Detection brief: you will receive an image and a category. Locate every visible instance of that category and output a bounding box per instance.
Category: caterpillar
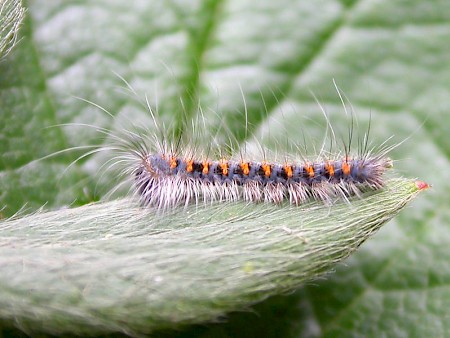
[135,152,393,209]
[93,90,397,211]
[56,76,408,212]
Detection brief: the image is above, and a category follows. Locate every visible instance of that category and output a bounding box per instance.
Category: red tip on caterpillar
[415,180,430,191]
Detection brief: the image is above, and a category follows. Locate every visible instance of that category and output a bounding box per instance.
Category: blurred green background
[0,0,449,336]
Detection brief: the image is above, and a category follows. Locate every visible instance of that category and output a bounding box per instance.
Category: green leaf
[0,1,447,337]
[0,179,427,336]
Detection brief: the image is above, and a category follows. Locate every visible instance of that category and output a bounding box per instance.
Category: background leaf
[0,0,448,337]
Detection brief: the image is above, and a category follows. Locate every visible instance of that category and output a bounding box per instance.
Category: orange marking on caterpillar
[240,162,250,175]
[169,157,177,169]
[342,161,351,176]
[262,162,272,177]
[186,160,194,173]
[305,163,315,178]
[284,164,293,178]
[219,159,229,176]
[325,161,335,177]
[202,161,210,175]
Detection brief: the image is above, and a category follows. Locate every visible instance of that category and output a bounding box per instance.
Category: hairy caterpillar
[134,152,392,209]
[78,81,405,211]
